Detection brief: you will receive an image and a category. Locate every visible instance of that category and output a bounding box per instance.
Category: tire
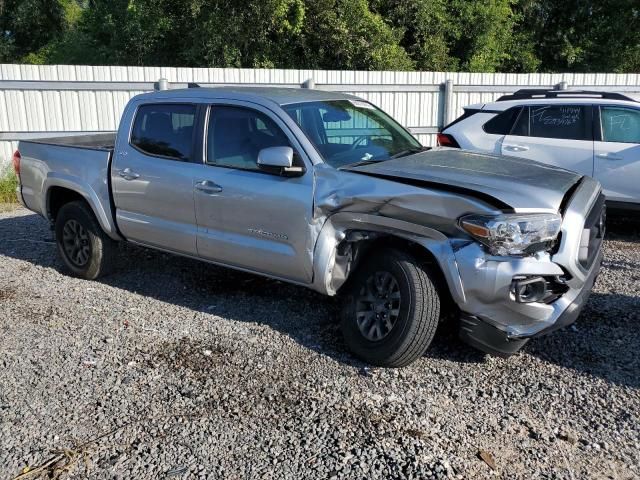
[340,248,441,367]
[54,200,116,280]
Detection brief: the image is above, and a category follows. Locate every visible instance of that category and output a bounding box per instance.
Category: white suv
[439,89,640,211]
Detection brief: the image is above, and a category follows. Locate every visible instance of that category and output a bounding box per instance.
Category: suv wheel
[341,249,441,367]
[55,201,116,280]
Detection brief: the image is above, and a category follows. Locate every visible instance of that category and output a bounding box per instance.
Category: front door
[594,105,640,206]
[501,104,594,176]
[112,102,201,255]
[194,103,315,283]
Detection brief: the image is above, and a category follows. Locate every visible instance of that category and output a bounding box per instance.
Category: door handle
[504,144,530,152]
[195,180,223,194]
[118,167,140,180]
[596,153,622,161]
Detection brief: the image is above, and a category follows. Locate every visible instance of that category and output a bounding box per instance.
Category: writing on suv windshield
[283,100,422,168]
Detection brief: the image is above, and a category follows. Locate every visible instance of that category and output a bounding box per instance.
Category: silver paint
[16,87,603,346]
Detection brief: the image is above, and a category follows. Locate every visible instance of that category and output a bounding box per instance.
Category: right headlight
[458,213,562,256]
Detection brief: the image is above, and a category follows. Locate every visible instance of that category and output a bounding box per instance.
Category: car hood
[344,148,581,212]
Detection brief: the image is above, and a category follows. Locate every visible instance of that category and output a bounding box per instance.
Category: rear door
[594,105,640,205]
[193,102,315,283]
[501,104,594,176]
[112,102,202,255]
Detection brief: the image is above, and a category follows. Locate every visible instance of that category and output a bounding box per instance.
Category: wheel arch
[44,178,121,240]
[311,212,466,307]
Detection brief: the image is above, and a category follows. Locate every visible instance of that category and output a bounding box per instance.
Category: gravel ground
[0,206,639,479]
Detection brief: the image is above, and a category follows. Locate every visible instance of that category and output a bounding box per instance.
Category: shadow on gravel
[606,213,640,242]
[525,292,640,389]
[1,212,638,385]
[0,213,357,366]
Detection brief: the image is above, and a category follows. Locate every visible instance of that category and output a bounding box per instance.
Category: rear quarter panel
[17,140,119,238]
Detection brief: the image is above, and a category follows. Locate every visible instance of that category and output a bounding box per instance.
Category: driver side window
[206,106,291,171]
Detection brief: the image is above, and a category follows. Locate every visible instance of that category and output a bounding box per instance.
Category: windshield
[283,99,423,168]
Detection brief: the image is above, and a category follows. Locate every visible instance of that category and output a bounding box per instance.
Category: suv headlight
[459,213,562,256]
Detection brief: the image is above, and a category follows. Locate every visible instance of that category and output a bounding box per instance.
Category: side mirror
[257,146,305,177]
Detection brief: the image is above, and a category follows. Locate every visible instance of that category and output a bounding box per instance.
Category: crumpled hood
[344,148,582,212]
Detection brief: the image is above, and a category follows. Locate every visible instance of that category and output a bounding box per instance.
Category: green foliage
[0,0,637,73]
[0,0,65,62]
[293,0,412,70]
[514,0,640,72]
[373,0,539,72]
[0,170,18,204]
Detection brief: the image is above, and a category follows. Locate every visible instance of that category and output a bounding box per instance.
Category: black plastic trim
[497,89,637,102]
[459,314,529,357]
[105,150,125,239]
[606,200,640,213]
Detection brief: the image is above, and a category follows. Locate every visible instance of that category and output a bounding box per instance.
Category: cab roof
[134,86,362,107]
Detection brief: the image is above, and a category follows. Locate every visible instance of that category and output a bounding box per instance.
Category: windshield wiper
[391,146,429,159]
[339,158,386,169]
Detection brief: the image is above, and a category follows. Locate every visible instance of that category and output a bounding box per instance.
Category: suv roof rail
[496,89,637,102]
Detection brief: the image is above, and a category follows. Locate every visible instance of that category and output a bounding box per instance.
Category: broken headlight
[459,213,562,256]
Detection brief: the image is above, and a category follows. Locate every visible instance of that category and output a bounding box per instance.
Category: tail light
[12,150,21,177]
[436,133,460,148]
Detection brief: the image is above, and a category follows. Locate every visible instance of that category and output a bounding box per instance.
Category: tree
[46,0,412,70]
[514,0,640,72]
[1,0,638,73]
[374,0,539,72]
[296,0,414,70]
[0,0,65,62]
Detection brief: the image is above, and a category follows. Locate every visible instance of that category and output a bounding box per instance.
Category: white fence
[2,63,640,170]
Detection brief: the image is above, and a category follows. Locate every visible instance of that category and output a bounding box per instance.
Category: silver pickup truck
[14,87,605,367]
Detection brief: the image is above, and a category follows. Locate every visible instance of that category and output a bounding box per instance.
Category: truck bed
[24,132,116,151]
[17,133,118,238]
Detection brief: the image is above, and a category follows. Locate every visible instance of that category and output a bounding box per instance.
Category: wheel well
[342,233,457,317]
[48,187,85,222]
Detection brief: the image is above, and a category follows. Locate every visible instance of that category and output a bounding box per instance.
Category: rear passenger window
[511,105,591,140]
[207,106,291,171]
[131,104,196,160]
[511,107,529,136]
[601,107,640,143]
[483,107,521,135]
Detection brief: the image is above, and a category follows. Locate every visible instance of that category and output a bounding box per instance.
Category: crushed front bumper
[458,246,602,356]
[452,177,605,356]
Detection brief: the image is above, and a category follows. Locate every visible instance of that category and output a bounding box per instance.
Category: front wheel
[340,248,441,367]
[55,201,116,280]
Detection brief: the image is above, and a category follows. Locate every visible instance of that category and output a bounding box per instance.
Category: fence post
[442,79,455,128]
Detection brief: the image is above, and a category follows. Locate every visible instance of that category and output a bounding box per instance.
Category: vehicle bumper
[451,177,605,356]
[458,247,602,356]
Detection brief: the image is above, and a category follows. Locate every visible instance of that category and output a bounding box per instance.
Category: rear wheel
[341,248,440,367]
[55,201,116,279]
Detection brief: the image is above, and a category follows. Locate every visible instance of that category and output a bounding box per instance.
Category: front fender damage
[309,165,498,297]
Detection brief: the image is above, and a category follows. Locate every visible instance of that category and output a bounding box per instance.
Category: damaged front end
[309,162,604,357]
[455,179,605,356]
[309,164,490,298]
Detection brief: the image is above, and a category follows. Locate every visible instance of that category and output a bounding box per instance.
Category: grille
[578,194,606,269]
